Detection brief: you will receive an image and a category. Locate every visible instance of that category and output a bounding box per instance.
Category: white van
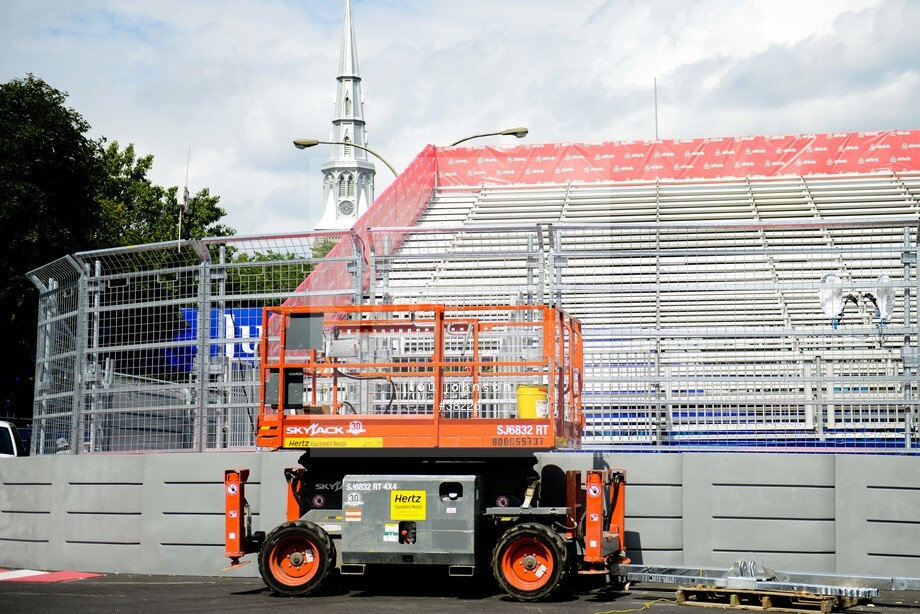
[0,420,28,458]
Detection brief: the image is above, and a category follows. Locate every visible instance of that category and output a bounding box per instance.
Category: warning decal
[383,523,399,543]
[390,490,426,521]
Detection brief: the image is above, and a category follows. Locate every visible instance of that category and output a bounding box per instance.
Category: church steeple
[316,0,375,230]
[339,0,360,78]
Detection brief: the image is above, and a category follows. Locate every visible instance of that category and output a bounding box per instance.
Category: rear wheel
[259,520,334,596]
[492,522,567,601]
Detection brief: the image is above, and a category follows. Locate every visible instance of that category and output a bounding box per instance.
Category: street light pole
[449,126,529,147]
[293,138,399,177]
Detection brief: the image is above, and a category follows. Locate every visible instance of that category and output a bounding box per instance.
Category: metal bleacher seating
[370,171,920,449]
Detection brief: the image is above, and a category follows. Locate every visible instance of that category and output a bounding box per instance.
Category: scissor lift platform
[257,303,584,451]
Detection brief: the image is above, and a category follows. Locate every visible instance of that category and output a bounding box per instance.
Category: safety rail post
[278,307,290,412]
[549,307,556,431]
[471,319,480,418]
[255,306,277,449]
[566,310,583,434]
[554,308,565,438]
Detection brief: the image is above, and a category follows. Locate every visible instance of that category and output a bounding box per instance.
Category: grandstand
[372,182,919,447]
[28,130,920,453]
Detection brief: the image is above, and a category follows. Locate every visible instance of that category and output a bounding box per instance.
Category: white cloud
[1,0,917,236]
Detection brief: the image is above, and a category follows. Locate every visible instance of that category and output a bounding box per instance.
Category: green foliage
[225,250,323,307]
[215,237,345,307]
[96,141,233,246]
[0,74,346,425]
[0,75,104,420]
[87,136,234,381]
[0,74,237,421]
[0,75,102,287]
[312,236,339,259]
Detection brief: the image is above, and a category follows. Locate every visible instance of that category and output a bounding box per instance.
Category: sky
[2,0,918,236]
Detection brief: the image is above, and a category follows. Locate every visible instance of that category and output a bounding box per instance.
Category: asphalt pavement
[1,570,919,614]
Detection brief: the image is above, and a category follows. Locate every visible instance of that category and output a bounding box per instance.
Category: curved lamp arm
[293,138,398,177]
[450,126,529,147]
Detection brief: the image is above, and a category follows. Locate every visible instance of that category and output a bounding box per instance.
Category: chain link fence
[548,219,919,449]
[28,219,920,454]
[28,232,359,454]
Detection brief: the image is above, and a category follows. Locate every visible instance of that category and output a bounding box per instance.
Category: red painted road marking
[0,568,102,582]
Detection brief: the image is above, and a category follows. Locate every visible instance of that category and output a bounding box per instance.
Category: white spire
[339,0,360,78]
[315,0,376,230]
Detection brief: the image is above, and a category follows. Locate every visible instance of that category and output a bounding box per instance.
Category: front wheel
[259,520,334,596]
[492,522,567,601]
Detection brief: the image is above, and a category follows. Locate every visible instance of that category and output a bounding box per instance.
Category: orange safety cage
[256,304,583,450]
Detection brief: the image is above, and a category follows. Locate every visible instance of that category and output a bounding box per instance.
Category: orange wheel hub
[500,536,555,592]
[267,534,320,587]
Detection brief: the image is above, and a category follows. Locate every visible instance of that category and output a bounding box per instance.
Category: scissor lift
[225,304,629,601]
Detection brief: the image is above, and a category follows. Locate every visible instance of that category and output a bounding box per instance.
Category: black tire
[259,520,334,596]
[492,522,567,601]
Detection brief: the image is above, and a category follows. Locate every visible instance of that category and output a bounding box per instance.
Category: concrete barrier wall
[1,452,918,580]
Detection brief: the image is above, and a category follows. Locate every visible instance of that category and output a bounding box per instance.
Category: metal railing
[28,218,920,454]
[255,303,582,450]
[547,219,919,450]
[28,232,360,454]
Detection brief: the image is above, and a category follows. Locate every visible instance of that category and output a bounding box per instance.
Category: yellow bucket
[516,385,548,419]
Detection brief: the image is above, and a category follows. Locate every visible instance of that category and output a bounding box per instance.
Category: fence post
[906,225,918,448]
[194,258,212,451]
[85,260,104,453]
[549,227,564,309]
[350,232,363,304]
[35,278,56,455]
[71,264,90,455]
[815,356,826,442]
[214,246,228,450]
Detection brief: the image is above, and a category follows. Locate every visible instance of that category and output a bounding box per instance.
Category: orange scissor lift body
[255,303,584,452]
[226,303,629,601]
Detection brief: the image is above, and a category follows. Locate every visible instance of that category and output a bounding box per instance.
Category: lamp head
[501,127,529,139]
[293,139,320,150]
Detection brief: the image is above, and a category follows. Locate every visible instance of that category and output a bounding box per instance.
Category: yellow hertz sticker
[391,490,426,521]
[283,437,384,448]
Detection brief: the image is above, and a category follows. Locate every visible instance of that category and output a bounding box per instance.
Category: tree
[96,141,233,246]
[91,144,235,378]
[0,75,236,424]
[215,238,341,309]
[0,75,104,422]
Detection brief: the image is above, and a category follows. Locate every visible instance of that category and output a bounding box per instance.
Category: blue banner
[166,308,263,371]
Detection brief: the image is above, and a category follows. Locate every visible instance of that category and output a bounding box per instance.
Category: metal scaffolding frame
[27,232,361,454]
[27,215,920,454]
